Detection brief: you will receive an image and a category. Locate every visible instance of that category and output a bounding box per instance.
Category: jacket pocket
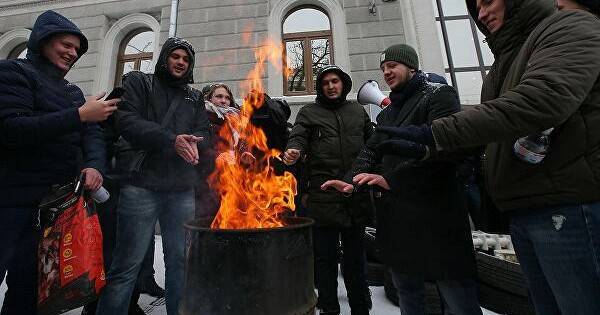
[115,136,148,177]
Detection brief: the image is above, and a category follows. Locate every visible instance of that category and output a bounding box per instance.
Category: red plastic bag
[37,177,105,315]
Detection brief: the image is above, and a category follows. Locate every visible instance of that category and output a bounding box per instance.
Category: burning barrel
[180,216,316,315]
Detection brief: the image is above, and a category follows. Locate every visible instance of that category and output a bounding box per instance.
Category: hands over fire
[175,134,203,165]
[321,173,390,194]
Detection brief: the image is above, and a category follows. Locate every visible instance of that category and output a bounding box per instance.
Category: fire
[209,40,296,229]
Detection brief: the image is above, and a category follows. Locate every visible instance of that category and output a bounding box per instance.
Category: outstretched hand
[353,173,390,190]
[321,180,354,194]
[283,148,301,165]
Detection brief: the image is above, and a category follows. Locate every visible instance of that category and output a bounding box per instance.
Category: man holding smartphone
[0,10,118,314]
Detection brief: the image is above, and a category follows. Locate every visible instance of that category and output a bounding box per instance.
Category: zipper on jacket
[334,109,348,176]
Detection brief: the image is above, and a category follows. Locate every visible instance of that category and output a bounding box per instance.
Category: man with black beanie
[96,37,209,315]
[323,44,481,315]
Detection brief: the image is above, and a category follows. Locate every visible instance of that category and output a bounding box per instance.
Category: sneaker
[138,278,166,298]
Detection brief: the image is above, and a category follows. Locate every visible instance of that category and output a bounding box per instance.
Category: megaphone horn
[357,80,391,108]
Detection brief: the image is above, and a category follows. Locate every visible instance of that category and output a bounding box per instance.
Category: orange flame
[209,40,296,229]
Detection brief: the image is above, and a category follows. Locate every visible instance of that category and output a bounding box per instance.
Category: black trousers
[0,206,38,315]
[313,225,370,315]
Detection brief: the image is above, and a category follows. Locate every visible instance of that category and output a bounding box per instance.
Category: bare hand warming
[321,180,354,193]
[175,135,203,165]
[283,148,301,165]
[353,173,390,190]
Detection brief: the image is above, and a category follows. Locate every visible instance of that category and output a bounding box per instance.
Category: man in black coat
[323,44,481,315]
[96,37,209,315]
[0,10,117,314]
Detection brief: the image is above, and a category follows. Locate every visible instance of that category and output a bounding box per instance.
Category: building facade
[0,0,490,119]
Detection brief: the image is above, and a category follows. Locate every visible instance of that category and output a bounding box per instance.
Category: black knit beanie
[380,44,419,70]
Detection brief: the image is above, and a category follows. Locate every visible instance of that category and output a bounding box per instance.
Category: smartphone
[105,87,125,101]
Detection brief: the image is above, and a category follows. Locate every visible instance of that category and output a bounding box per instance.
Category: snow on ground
[1,236,500,315]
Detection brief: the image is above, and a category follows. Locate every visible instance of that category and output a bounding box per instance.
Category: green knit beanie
[380,44,419,70]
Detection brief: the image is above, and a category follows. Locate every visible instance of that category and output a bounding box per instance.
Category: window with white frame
[282,6,333,95]
[114,29,154,87]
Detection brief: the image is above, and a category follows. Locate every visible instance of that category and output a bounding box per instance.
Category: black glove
[376,139,427,160]
[376,124,434,146]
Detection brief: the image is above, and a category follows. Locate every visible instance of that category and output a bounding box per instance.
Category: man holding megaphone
[323,44,481,315]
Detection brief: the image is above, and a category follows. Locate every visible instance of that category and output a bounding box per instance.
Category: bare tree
[286,39,331,92]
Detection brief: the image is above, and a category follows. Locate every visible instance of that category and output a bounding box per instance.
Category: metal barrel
[180,217,316,315]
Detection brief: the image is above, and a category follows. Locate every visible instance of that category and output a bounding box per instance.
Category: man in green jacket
[372,0,600,313]
[284,65,373,315]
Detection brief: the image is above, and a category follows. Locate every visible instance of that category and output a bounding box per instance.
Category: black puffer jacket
[287,66,374,227]
[0,10,104,207]
[115,38,210,190]
[351,72,476,280]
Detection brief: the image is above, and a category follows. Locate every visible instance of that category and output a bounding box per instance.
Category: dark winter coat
[115,38,210,191]
[287,66,374,227]
[0,10,104,207]
[432,0,600,211]
[351,72,476,279]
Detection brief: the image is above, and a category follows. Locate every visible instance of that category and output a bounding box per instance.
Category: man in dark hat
[0,10,117,314]
[96,37,209,315]
[284,65,373,315]
[323,44,481,315]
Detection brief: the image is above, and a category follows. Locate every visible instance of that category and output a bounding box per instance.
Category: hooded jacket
[432,0,600,211]
[286,66,374,227]
[0,10,103,207]
[115,37,210,190]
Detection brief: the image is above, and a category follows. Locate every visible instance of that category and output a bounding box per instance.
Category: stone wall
[0,0,445,122]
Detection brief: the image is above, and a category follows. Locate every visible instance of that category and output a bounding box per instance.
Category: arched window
[282,6,333,95]
[114,29,154,86]
[7,42,27,59]
[432,0,494,104]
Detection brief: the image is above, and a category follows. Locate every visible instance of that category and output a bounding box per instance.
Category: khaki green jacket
[287,100,374,227]
[432,7,600,211]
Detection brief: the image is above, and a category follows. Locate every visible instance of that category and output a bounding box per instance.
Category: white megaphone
[357,80,391,108]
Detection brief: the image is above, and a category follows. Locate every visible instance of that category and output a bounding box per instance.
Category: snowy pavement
[1,236,501,315]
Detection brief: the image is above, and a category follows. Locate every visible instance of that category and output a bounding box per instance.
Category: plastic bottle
[513,128,554,164]
[90,186,110,203]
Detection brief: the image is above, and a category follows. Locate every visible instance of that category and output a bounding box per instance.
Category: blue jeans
[96,185,194,315]
[0,207,38,315]
[138,236,156,282]
[390,271,482,315]
[510,201,600,315]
